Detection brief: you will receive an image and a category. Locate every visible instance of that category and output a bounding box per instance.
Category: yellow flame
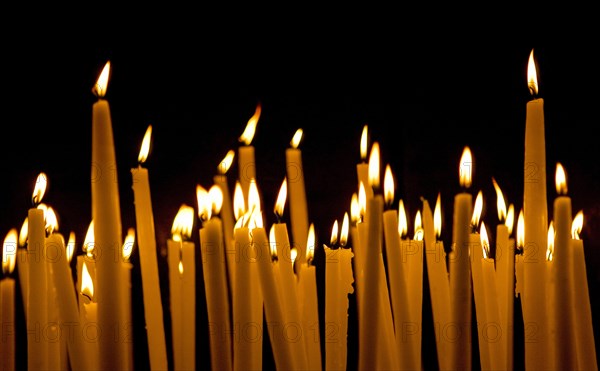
[398,199,408,238]
[233,181,245,221]
[269,225,277,257]
[572,210,584,240]
[18,217,28,247]
[171,204,194,241]
[350,193,360,224]
[307,223,316,261]
[360,125,368,161]
[290,247,298,266]
[291,128,303,149]
[2,229,18,274]
[527,49,538,96]
[208,185,223,216]
[340,212,349,247]
[196,185,211,221]
[218,149,235,175]
[93,61,111,98]
[138,125,152,164]
[471,190,483,228]
[517,209,525,250]
[248,179,261,214]
[547,221,555,261]
[434,193,442,239]
[358,182,367,221]
[330,220,339,246]
[480,221,490,259]
[81,261,94,298]
[249,204,263,230]
[178,260,184,275]
[122,228,135,261]
[66,231,76,263]
[32,172,48,205]
[274,178,287,218]
[506,204,515,236]
[459,147,473,188]
[492,177,507,222]
[383,164,394,206]
[555,163,567,195]
[239,102,261,145]
[84,221,95,258]
[45,206,59,234]
[414,210,424,241]
[368,142,380,188]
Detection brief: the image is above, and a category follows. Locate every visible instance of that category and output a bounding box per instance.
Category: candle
[121,228,135,371]
[551,163,577,370]
[91,61,126,370]
[286,128,310,265]
[17,218,29,320]
[297,223,322,371]
[238,102,261,203]
[168,204,196,371]
[570,211,598,371]
[130,124,168,371]
[449,146,473,370]
[324,220,341,371]
[1,229,17,371]
[80,259,100,370]
[215,149,237,290]
[515,210,525,314]
[356,124,374,200]
[523,50,549,370]
[198,185,233,371]
[407,209,424,365]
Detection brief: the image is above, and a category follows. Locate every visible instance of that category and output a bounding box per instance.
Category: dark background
[1,14,598,370]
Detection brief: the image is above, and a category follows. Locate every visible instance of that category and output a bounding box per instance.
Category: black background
[1,13,599,370]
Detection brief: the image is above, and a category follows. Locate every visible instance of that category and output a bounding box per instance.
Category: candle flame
[459,147,473,188]
[350,193,360,224]
[171,204,194,242]
[517,209,525,250]
[274,178,287,218]
[218,149,235,175]
[572,210,584,240]
[368,142,381,189]
[81,261,94,299]
[269,225,277,258]
[492,177,507,223]
[330,220,339,246]
[93,61,111,98]
[307,223,316,262]
[527,49,538,96]
[383,164,394,206]
[248,201,263,230]
[360,125,368,161]
[84,221,95,258]
[138,125,153,164]
[434,193,442,239]
[32,172,48,205]
[178,260,184,275]
[555,163,567,195]
[358,182,367,222]
[208,185,224,216]
[414,210,424,241]
[66,231,76,263]
[196,185,211,221]
[547,221,555,261]
[290,247,298,266]
[122,228,135,261]
[45,206,59,235]
[506,204,515,236]
[2,229,17,275]
[471,190,483,228]
[398,199,408,239]
[239,102,261,145]
[248,179,261,215]
[18,217,28,247]
[291,128,303,149]
[233,181,245,221]
[340,212,349,247]
[480,221,490,259]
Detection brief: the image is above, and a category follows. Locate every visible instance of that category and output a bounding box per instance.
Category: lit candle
[297,223,322,371]
[238,102,261,203]
[552,163,577,370]
[17,218,29,319]
[286,128,310,264]
[336,217,353,371]
[407,208,424,364]
[1,229,17,371]
[449,146,473,370]
[324,220,341,371]
[570,211,598,371]
[356,124,374,200]
[523,49,549,370]
[215,149,237,290]
[91,61,126,370]
[130,124,168,371]
[121,228,135,371]
[515,210,525,314]
[198,185,233,371]
[167,205,196,371]
[80,258,99,370]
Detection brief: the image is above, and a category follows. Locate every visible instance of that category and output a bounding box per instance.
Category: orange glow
[81,261,94,299]
[208,185,224,216]
[350,193,360,224]
[358,182,367,221]
[471,190,483,228]
[84,221,95,258]
[517,209,525,250]
[269,225,277,258]
[414,210,424,241]
[239,102,261,145]
[555,163,567,195]
[178,261,184,275]
[2,229,17,275]
[307,223,316,262]
[218,149,235,175]
[572,210,584,240]
[360,125,368,161]
[492,177,507,223]
[93,61,111,98]
[196,185,211,221]
[274,178,287,218]
[368,142,380,189]
[398,199,408,239]
[290,248,298,266]
[18,217,28,247]
[122,228,135,261]
[290,128,303,149]
[45,207,58,235]
[340,212,349,247]
[506,204,515,236]
[330,220,339,246]
[527,49,538,96]
[480,221,490,259]
[66,231,76,264]
[459,147,473,188]
[138,125,152,164]
[171,204,194,242]
[434,193,442,239]
[547,221,555,261]
[233,181,245,221]
[248,179,261,215]
[383,164,394,206]
[32,172,47,205]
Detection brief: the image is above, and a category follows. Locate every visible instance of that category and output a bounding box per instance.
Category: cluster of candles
[0,50,598,371]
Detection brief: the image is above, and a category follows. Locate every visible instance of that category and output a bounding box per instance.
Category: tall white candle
[286,129,309,264]
[238,103,261,203]
[1,229,17,371]
[214,149,236,291]
[356,125,374,200]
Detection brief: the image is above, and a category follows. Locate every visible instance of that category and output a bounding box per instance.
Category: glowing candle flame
[360,125,368,161]
[414,210,424,241]
[340,212,349,247]
[218,149,235,175]
[248,194,263,230]
[2,229,18,275]
[506,204,515,236]
[350,193,360,224]
[208,185,224,216]
[171,204,195,242]
[291,128,303,149]
[517,209,525,251]
[93,61,111,98]
[66,231,76,264]
[480,221,490,259]
[307,223,316,262]
[239,102,261,145]
[84,221,95,258]
[492,177,507,223]
[196,185,211,221]
[434,193,442,239]
[45,206,58,235]
[572,210,584,240]
[555,163,567,195]
[138,125,152,164]
[330,220,339,246]
[122,228,135,261]
[18,217,28,247]
[269,225,277,258]
[32,172,48,205]
[233,181,245,221]
[290,248,298,266]
[274,178,287,219]
[81,261,94,299]
[547,221,555,261]
[471,190,483,229]
[368,142,380,189]
[358,182,367,222]
[178,261,184,275]
[459,147,473,188]
[383,164,394,207]
[398,199,408,239]
[248,179,261,213]
[527,49,538,96]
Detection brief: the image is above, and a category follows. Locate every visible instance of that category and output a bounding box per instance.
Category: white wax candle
[482,256,504,370]
[404,236,423,366]
[0,274,15,371]
[17,248,28,320]
[297,258,322,371]
[286,137,309,264]
[470,232,490,370]
[324,245,341,371]
[121,259,133,371]
[495,223,514,371]
[215,174,236,290]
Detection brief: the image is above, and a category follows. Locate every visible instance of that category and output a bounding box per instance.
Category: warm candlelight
[238,102,261,204]
[215,149,237,290]
[1,229,17,371]
[121,228,134,371]
[325,220,341,371]
[286,128,310,265]
[80,259,99,370]
[356,124,374,200]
